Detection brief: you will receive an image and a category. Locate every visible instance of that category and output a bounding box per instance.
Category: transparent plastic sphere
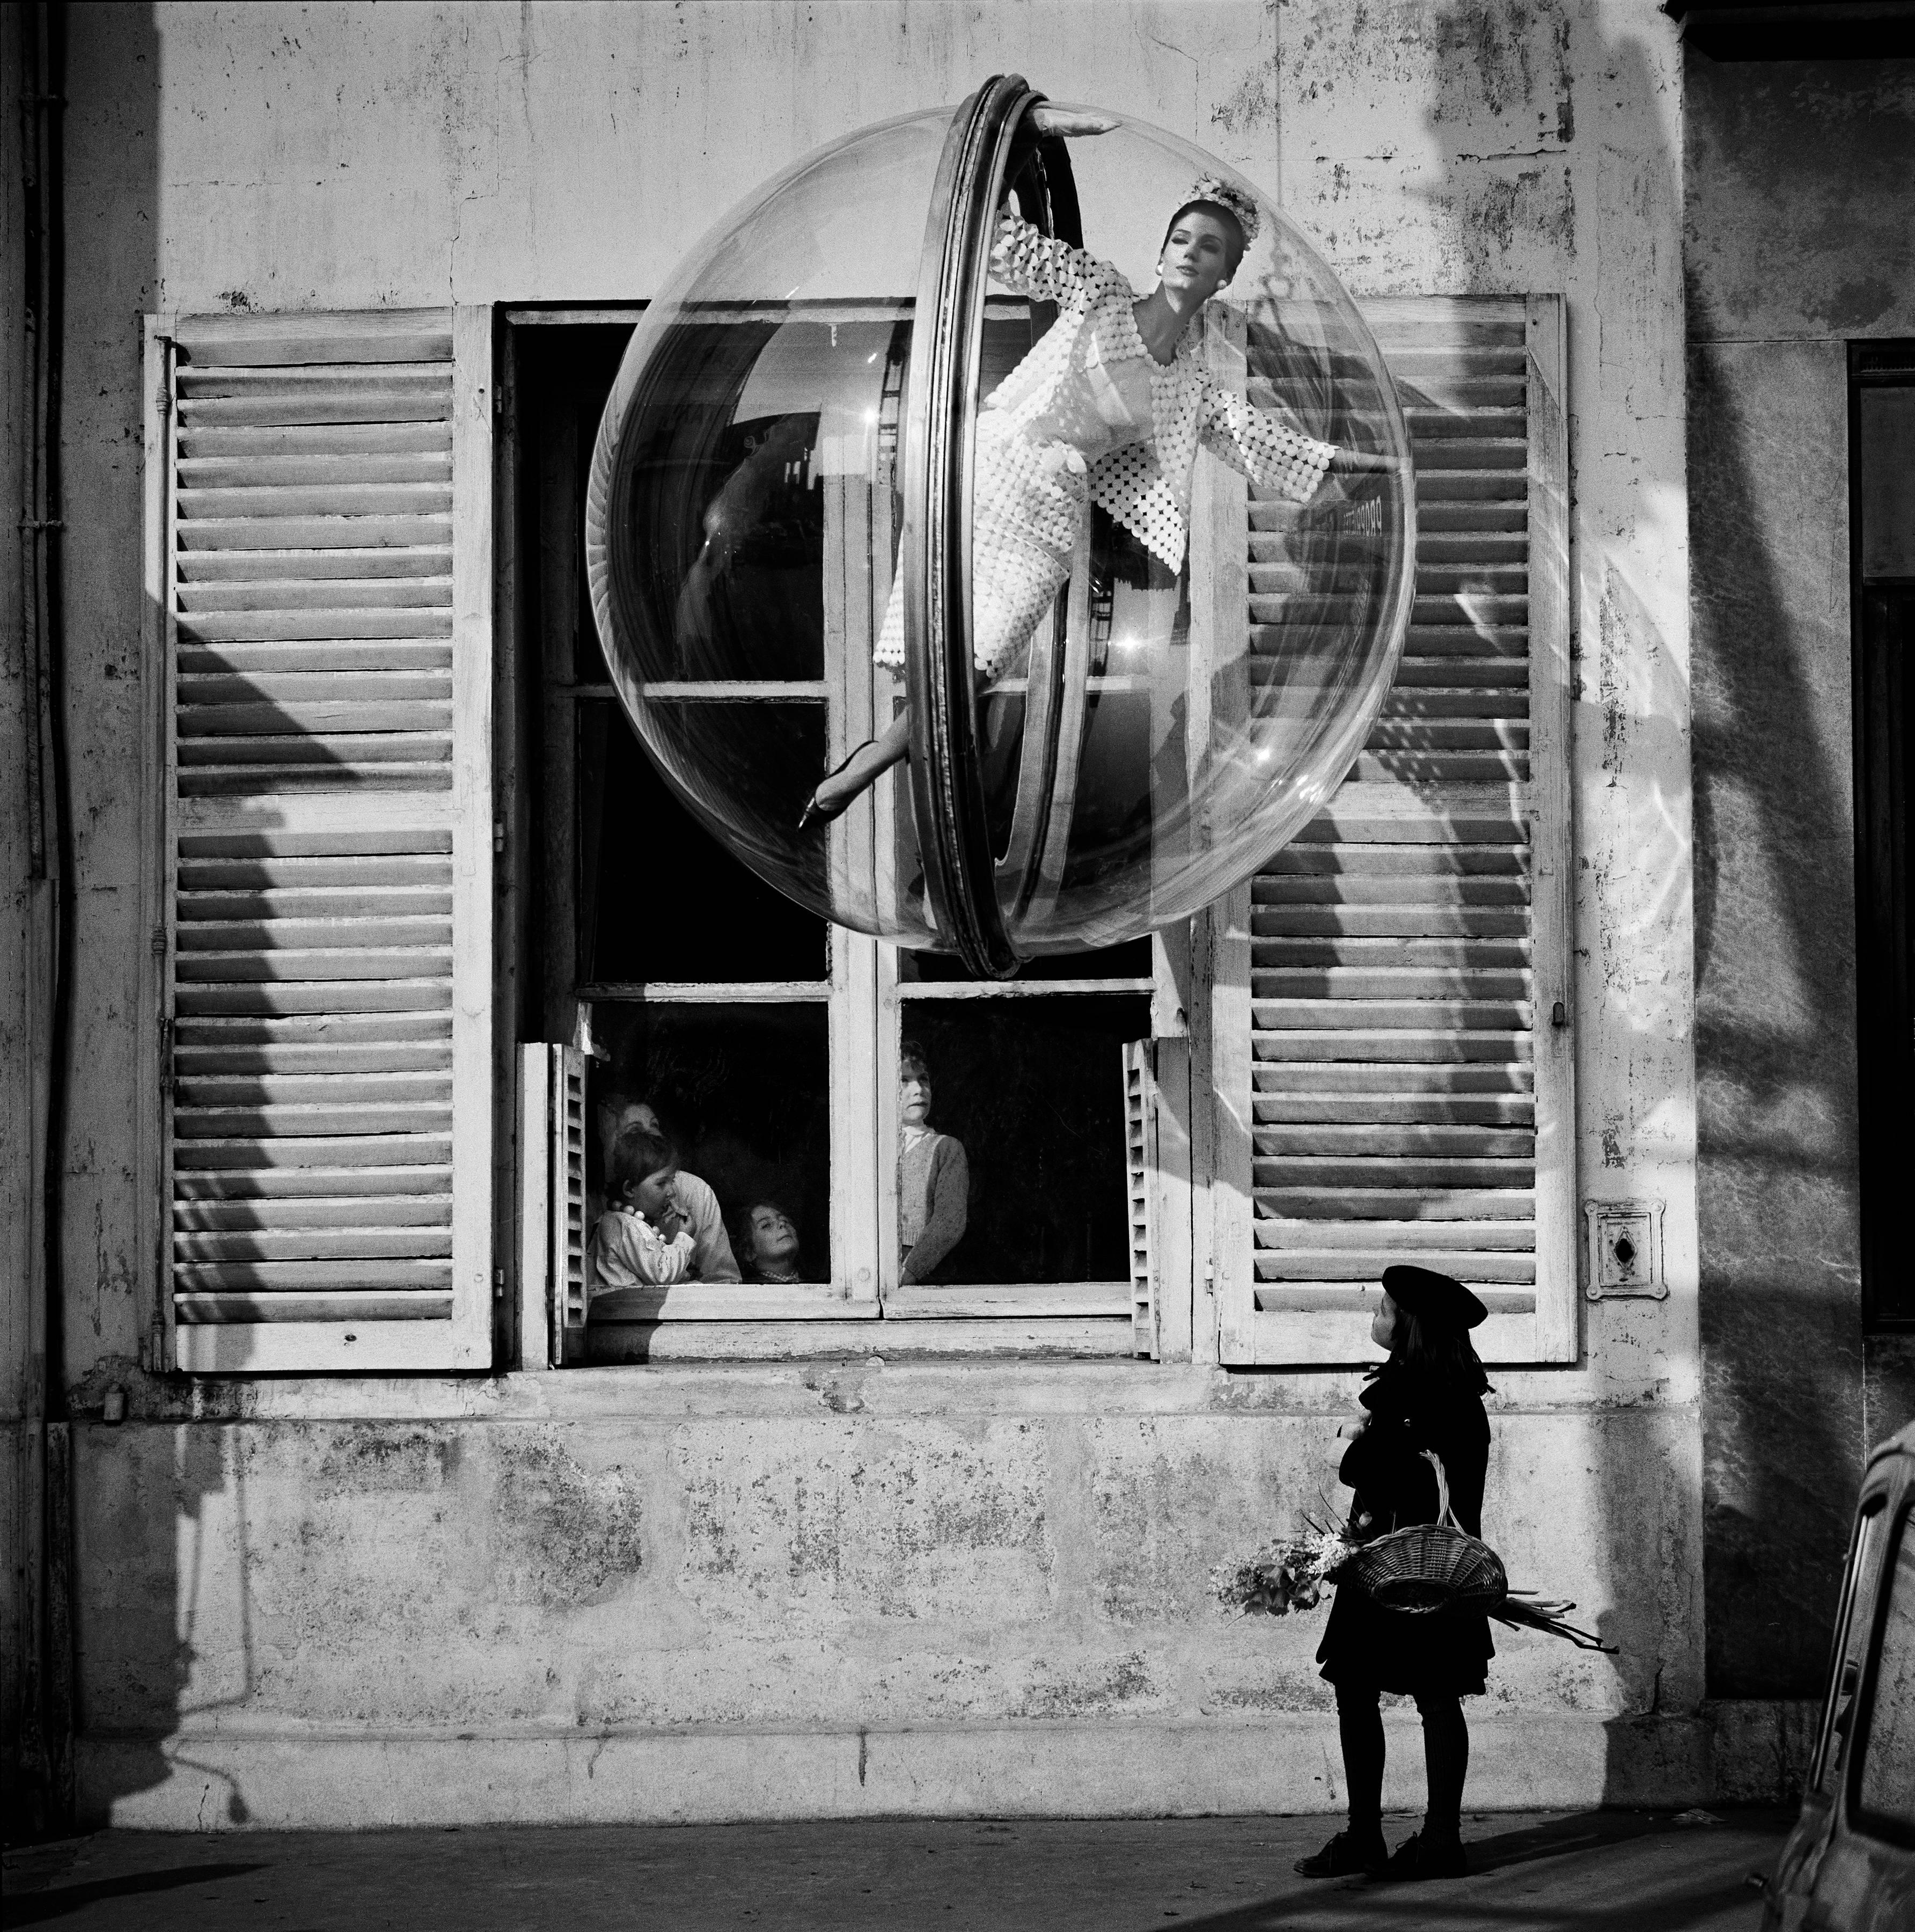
[588,81,1414,975]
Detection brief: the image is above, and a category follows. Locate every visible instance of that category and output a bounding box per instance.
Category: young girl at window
[591,1126,699,1290]
[897,1041,968,1285]
[1297,1264,1495,1883]
[801,110,1393,827]
[593,1090,742,1283]
[740,1200,805,1284]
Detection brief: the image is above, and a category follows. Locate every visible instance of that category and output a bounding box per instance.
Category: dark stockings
[1336,1682,1386,1834]
[1417,1689,1469,1839]
[1333,1682,1469,1842]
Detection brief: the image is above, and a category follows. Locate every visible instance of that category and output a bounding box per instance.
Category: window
[1853,1497,1915,1839]
[149,292,1573,1377]
[1213,296,1576,1365]
[882,958,1151,1316]
[1813,1499,1885,1798]
[1852,343,1915,1330]
[145,306,496,1373]
[507,317,1158,1362]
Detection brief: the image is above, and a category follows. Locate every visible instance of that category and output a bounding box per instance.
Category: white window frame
[505,307,1158,1366]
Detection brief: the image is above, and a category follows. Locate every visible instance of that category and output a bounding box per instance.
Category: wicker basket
[1342,1451,1509,1615]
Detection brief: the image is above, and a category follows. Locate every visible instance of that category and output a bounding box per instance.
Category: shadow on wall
[71,0,427,1824]
[1684,49,1915,1704]
[40,0,191,1839]
[1406,5,1763,1798]
[1689,329,1866,1702]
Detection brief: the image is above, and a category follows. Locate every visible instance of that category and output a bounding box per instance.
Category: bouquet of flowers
[1210,1519,1359,1618]
[1212,1509,1616,1652]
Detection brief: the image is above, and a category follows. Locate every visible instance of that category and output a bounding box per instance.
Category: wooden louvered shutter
[1213,296,1573,1366]
[555,1047,589,1349]
[1123,1040,1160,1360]
[155,307,495,1373]
[516,1043,587,1369]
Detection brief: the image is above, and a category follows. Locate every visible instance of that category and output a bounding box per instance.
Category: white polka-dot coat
[985,214,1336,570]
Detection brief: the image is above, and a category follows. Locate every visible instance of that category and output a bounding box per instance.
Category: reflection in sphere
[587,84,1414,974]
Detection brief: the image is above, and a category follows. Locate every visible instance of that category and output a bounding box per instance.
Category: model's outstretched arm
[1199,371,1408,504]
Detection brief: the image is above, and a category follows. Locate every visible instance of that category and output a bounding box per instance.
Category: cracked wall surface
[74,1385,1702,1821]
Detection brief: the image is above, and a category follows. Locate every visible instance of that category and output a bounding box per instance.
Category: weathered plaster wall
[41,1,1712,1822]
[37,3,159,1410]
[77,1368,1711,1826]
[1,7,33,1813]
[2,2,55,1819]
[1684,50,1915,1699]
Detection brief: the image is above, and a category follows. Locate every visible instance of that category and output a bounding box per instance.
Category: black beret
[1382,1263,1488,1331]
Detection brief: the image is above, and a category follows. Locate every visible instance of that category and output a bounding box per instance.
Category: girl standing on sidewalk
[1296,1264,1495,1883]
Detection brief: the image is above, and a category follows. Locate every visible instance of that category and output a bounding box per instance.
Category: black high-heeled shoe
[797,740,878,833]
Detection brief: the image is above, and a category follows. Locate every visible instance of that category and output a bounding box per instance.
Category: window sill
[589,1283,870,1322]
[884,1284,1131,1319]
[583,1314,1136,1364]
[584,1283,1133,1326]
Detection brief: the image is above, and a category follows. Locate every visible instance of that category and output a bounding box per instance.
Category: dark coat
[1316,1362,1496,1696]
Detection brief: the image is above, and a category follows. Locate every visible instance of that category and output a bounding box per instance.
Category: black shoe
[1294,1828,1388,1878]
[798,740,877,833]
[1382,1831,1468,1880]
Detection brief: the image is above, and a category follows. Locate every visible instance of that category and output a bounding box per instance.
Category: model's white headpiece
[1185,174,1260,250]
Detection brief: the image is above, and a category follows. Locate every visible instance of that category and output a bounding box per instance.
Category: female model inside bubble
[798,107,1395,829]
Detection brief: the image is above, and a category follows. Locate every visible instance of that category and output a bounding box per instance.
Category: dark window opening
[900,993,1149,1284]
[1852,346,1915,1329]
[903,938,1153,983]
[513,324,832,1005]
[578,698,828,987]
[588,1004,832,1285]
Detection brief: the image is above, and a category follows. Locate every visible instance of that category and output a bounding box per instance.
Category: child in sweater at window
[898,1041,968,1285]
[591,1125,698,1290]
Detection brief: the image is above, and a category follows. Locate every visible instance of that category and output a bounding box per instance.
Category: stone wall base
[76,1704,1812,1831]
[1703,1697,1818,1804]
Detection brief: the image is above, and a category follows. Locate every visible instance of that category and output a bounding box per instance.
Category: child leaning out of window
[591,1125,698,1290]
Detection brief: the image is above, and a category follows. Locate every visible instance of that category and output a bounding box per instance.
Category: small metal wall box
[1583,1198,1666,1299]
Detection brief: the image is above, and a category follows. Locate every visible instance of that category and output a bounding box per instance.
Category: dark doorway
[1853,344,1915,1329]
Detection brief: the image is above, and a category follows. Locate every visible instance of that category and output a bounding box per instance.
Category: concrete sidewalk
[3,1809,1789,1930]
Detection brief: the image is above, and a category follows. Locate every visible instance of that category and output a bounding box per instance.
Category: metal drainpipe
[17,0,74,1839]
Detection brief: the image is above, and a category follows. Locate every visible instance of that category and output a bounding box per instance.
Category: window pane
[522,322,633,691]
[1857,1505,1915,1833]
[1817,1503,1885,1796]
[898,993,1149,1284]
[589,1004,831,1284]
[905,938,1153,983]
[607,314,852,683]
[580,699,828,984]
[1859,386,1915,581]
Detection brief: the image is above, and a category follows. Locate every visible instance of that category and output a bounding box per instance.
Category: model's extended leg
[800,711,912,828]
[818,428,1077,830]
